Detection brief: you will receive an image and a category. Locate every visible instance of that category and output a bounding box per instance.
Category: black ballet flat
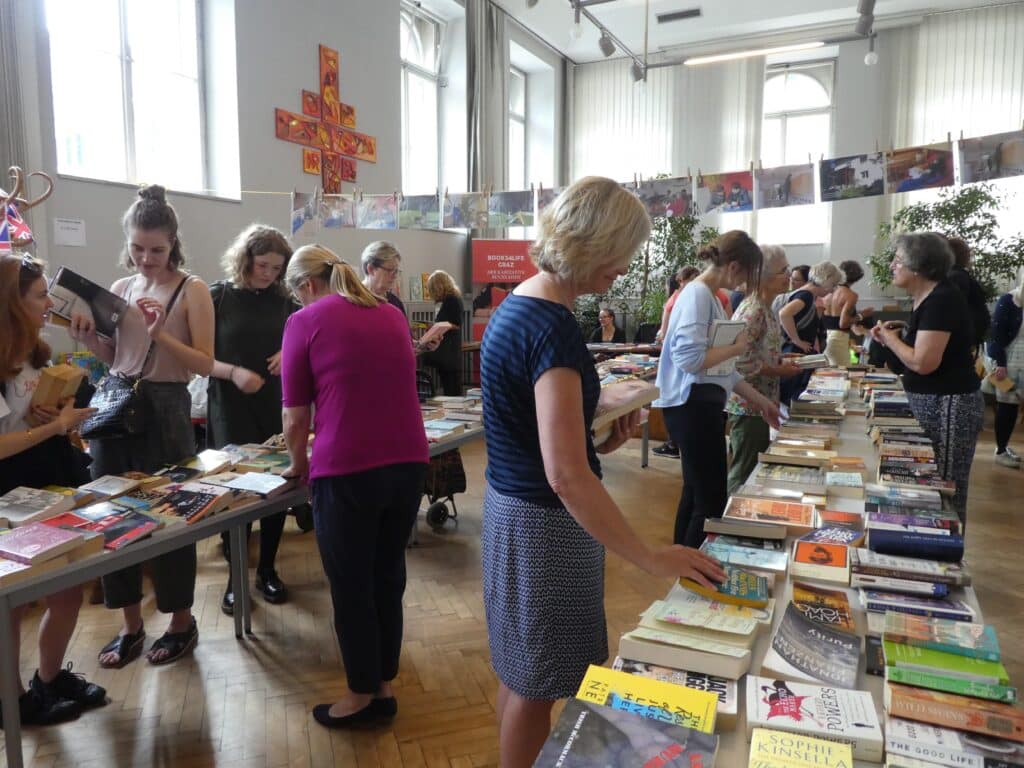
[311,697,395,729]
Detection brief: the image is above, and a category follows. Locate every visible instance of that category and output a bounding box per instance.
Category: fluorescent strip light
[683,41,825,66]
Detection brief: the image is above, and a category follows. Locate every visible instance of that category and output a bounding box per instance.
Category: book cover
[705,533,785,552]
[748,728,854,767]
[0,552,71,588]
[753,463,827,492]
[734,484,810,504]
[863,483,943,509]
[575,664,718,734]
[650,600,758,641]
[700,538,789,574]
[617,628,752,681]
[0,523,87,564]
[29,364,86,408]
[0,486,75,526]
[884,683,1024,743]
[723,497,817,535]
[885,666,1017,703]
[153,465,205,484]
[815,510,864,530]
[825,472,865,499]
[534,698,719,768]
[679,563,770,608]
[612,657,738,729]
[151,487,228,524]
[213,472,296,498]
[850,573,950,597]
[790,540,850,584]
[41,485,97,509]
[861,589,975,622]
[866,635,885,676]
[883,640,1010,685]
[47,266,129,339]
[761,603,860,690]
[662,581,776,624]
[790,581,855,633]
[800,527,865,547]
[865,510,960,535]
[704,516,789,540]
[79,475,143,498]
[851,548,971,586]
[866,528,965,562]
[745,677,882,761]
[883,613,1000,662]
[884,715,1024,768]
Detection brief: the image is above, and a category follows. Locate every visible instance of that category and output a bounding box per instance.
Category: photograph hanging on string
[291,191,319,236]
[355,194,398,230]
[819,152,884,201]
[399,194,441,230]
[536,186,565,213]
[755,163,815,208]
[321,195,356,229]
[885,143,955,193]
[443,192,489,229]
[959,129,1024,183]
[487,190,535,227]
[636,176,693,218]
[695,170,754,214]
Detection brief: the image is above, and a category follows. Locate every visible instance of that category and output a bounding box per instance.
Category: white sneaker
[995,450,1021,468]
[1004,447,1022,461]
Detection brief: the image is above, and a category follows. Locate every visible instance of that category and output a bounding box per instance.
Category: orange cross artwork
[274,44,379,194]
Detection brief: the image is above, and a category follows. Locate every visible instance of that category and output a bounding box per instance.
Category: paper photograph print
[355,194,398,230]
[302,149,322,176]
[637,176,693,218]
[301,90,321,119]
[331,127,378,163]
[399,194,441,230]
[443,192,489,229]
[275,108,330,150]
[487,190,535,228]
[886,143,955,193]
[755,164,815,208]
[819,153,884,201]
[536,186,565,214]
[959,129,1024,183]
[321,195,356,229]
[696,170,754,214]
[340,103,356,129]
[319,44,342,126]
[291,191,318,236]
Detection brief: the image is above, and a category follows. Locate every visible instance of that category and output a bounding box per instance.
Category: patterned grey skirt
[481,484,608,700]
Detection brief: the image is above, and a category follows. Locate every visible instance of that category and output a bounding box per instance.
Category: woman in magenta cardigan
[280,244,428,729]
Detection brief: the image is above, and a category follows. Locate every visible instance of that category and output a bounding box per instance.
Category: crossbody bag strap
[137,274,191,380]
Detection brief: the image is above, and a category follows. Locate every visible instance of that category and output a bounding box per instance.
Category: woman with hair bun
[823,259,873,367]
[279,245,428,729]
[655,230,782,547]
[70,184,215,667]
[777,260,842,403]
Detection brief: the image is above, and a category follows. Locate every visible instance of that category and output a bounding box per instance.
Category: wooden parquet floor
[3,421,1023,767]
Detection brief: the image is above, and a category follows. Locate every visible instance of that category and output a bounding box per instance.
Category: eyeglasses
[375,265,401,275]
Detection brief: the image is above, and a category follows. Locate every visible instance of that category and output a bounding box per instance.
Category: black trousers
[664,386,728,548]
[310,462,427,694]
[220,510,287,579]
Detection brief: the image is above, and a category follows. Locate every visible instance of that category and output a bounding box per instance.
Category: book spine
[851,564,962,586]
[886,690,1024,741]
[886,668,1017,703]
[106,523,159,551]
[850,574,949,597]
[884,736,986,768]
[866,602,973,622]
[884,634,1001,663]
[867,530,965,562]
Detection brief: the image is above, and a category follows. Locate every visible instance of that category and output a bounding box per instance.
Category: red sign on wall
[470,239,536,343]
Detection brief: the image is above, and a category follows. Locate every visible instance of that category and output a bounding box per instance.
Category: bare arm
[838,289,859,330]
[281,405,312,478]
[877,327,948,375]
[0,400,96,460]
[534,368,725,585]
[151,279,216,376]
[779,298,811,350]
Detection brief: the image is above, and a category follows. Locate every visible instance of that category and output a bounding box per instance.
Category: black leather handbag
[79,275,189,441]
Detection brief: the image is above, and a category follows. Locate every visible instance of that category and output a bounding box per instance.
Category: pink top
[281,294,429,480]
[109,273,196,382]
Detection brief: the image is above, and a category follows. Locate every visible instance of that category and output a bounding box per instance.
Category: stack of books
[852,549,971,602]
[747,728,855,768]
[611,657,738,730]
[789,526,865,584]
[0,522,104,587]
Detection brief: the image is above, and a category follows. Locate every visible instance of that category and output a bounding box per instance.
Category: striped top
[481,293,601,506]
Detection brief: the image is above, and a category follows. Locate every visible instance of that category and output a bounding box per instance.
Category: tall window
[508,68,527,190]
[45,0,205,192]
[400,4,441,194]
[758,62,834,245]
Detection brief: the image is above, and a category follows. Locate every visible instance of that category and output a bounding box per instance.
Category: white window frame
[508,66,527,189]
[45,0,209,191]
[400,2,444,194]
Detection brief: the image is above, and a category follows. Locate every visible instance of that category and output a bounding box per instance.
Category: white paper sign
[53,217,87,247]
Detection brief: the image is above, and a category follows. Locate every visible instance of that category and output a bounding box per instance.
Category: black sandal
[97,625,146,669]
[146,618,198,666]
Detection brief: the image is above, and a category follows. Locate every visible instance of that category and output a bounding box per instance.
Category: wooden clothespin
[946,132,952,146]
[757,159,763,171]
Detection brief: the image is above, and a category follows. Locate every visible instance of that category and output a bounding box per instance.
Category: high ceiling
[494,0,1010,63]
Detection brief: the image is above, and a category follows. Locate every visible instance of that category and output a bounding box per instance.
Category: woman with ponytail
[69,185,215,667]
[279,245,428,729]
[654,230,782,547]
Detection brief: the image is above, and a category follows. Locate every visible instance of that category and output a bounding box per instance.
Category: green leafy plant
[871,184,1024,299]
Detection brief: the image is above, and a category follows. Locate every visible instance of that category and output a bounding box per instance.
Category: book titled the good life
[706,320,747,376]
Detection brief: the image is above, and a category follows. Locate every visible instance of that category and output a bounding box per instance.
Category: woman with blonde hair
[206,224,297,614]
[361,240,405,316]
[777,260,842,403]
[480,177,725,767]
[279,245,428,729]
[422,269,463,395]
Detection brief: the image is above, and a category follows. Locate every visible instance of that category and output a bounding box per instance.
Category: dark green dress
[206,281,298,448]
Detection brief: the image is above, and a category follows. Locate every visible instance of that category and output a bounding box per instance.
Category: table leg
[237,524,252,635]
[229,525,245,638]
[641,420,650,468]
[0,595,25,768]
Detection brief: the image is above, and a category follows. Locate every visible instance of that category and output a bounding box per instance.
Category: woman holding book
[68,185,214,667]
[479,177,726,768]
[727,245,803,495]
[421,270,463,396]
[822,260,873,367]
[777,260,842,404]
[982,269,1024,467]
[206,224,297,615]
[279,245,428,729]
[870,232,983,525]
[655,231,782,548]
[0,254,106,726]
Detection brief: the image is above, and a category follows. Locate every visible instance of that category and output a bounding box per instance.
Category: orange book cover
[723,497,816,528]
[793,540,848,569]
[885,683,1024,742]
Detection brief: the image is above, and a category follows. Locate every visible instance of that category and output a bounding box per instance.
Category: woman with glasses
[279,245,427,728]
[0,255,106,726]
[361,241,405,317]
[589,307,626,343]
[206,224,298,615]
[870,232,983,527]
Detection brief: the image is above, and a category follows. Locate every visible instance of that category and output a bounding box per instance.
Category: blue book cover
[866,528,964,562]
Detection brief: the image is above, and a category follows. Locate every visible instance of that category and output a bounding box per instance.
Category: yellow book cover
[748,728,853,768]
[575,664,718,734]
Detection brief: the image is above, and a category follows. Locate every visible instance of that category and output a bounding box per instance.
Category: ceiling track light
[864,33,878,65]
[631,60,646,81]
[598,29,616,56]
[855,12,873,36]
[526,0,539,7]
[857,0,876,14]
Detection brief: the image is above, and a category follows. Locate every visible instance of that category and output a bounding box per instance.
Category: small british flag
[5,204,33,242]
[0,218,11,254]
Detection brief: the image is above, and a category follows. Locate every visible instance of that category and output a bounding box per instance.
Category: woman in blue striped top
[479,177,726,768]
[654,230,782,547]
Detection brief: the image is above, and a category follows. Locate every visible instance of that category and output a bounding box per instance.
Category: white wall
[12,0,468,297]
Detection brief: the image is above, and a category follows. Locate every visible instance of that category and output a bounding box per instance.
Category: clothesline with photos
[283,126,1024,237]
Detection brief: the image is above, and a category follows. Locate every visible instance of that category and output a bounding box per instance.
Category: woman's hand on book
[646,545,726,588]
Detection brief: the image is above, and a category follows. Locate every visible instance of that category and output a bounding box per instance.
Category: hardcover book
[884,715,1024,768]
[748,728,854,768]
[576,664,718,733]
[612,657,738,730]
[0,486,75,526]
[790,581,855,633]
[745,677,882,761]
[761,603,860,690]
[884,683,1024,743]
[723,497,817,536]
[534,698,720,768]
[47,266,128,339]
[883,613,1000,662]
[679,563,770,608]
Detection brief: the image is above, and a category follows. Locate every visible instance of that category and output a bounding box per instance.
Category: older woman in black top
[423,270,463,396]
[361,241,406,316]
[870,232,984,527]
